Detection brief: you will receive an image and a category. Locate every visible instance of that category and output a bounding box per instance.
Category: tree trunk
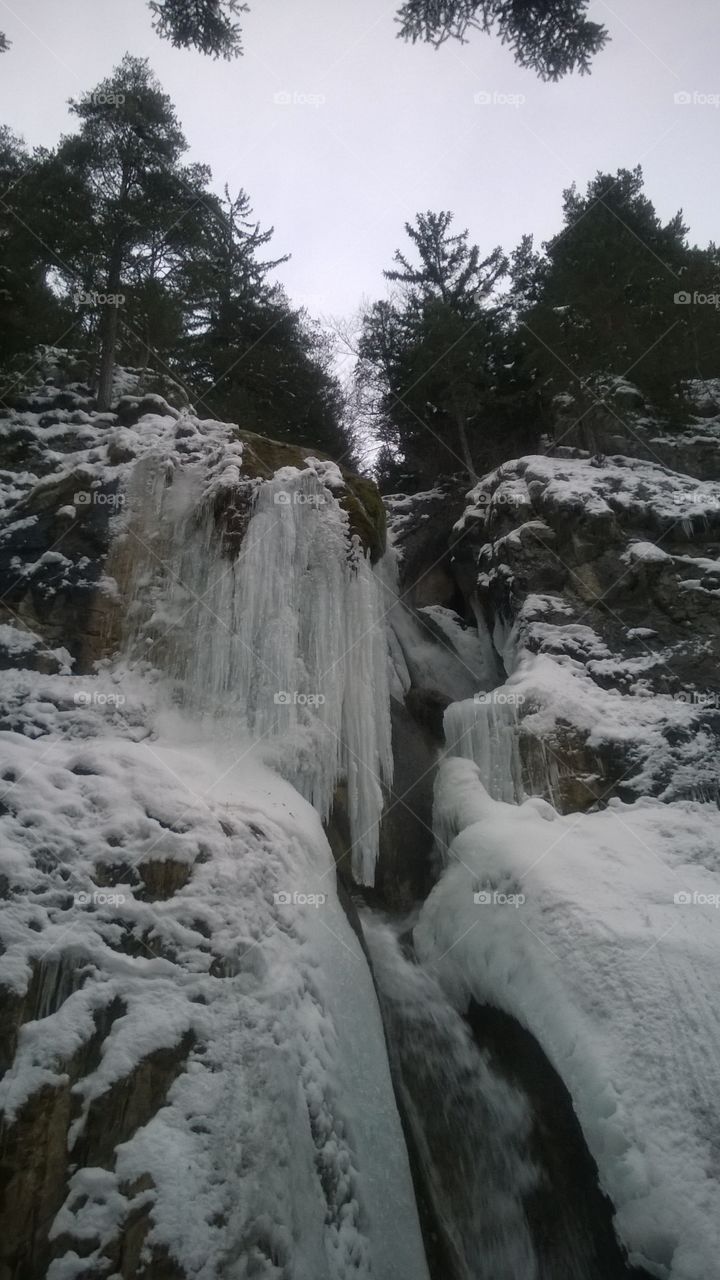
[96,242,124,412]
[96,303,120,411]
[451,394,477,484]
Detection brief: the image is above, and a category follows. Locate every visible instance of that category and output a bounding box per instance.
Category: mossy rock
[234,428,386,562]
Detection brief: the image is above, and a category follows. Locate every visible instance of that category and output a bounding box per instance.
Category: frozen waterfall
[117,420,393,885]
[443,693,525,805]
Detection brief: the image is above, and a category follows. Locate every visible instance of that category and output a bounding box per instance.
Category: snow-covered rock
[0,368,426,1279]
[416,758,720,1280]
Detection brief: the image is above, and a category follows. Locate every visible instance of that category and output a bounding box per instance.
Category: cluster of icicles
[118,419,393,885]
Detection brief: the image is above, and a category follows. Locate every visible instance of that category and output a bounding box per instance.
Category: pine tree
[358,212,518,484]
[3,0,610,70]
[516,166,714,410]
[396,0,608,78]
[43,56,193,408]
[0,129,71,387]
[148,0,246,57]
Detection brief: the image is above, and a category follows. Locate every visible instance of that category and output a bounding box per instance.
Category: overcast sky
[0,0,717,321]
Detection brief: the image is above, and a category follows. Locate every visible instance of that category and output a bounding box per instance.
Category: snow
[379,543,496,705]
[118,423,393,886]
[456,452,720,536]
[623,540,672,564]
[5,365,720,1280]
[383,485,452,562]
[0,382,428,1278]
[0,692,428,1280]
[443,694,525,808]
[416,757,720,1280]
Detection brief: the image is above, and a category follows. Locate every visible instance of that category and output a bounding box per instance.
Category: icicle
[119,435,393,886]
[443,695,525,804]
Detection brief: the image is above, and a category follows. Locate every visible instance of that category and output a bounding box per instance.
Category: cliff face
[0,352,385,679]
[2,354,720,1280]
[0,359,427,1280]
[387,387,720,814]
[383,384,720,1280]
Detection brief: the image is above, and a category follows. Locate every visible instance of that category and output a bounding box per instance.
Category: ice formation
[118,420,393,885]
[443,694,525,807]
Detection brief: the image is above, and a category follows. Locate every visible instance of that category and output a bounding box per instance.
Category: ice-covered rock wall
[118,418,393,885]
[0,374,428,1280]
[442,695,525,807]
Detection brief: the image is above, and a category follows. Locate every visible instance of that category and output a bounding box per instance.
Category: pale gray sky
[0,0,717,319]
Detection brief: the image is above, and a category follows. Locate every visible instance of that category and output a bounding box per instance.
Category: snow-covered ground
[3,364,720,1279]
[416,752,720,1280]
[0,378,426,1278]
[391,441,720,1279]
[0,669,429,1280]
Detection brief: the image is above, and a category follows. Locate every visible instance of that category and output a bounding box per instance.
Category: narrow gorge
[1,355,719,1280]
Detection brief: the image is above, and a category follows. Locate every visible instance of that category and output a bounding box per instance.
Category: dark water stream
[360,912,652,1280]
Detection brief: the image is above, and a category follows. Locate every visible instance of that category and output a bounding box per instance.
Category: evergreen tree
[42,56,194,408]
[0,129,72,386]
[3,0,609,71]
[516,166,719,410]
[0,60,351,459]
[396,0,608,78]
[189,285,353,460]
[149,0,246,57]
[357,212,535,486]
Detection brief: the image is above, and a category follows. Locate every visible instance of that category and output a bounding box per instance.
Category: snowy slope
[0,670,429,1280]
[415,759,720,1280]
[383,443,720,1280]
[0,368,427,1279]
